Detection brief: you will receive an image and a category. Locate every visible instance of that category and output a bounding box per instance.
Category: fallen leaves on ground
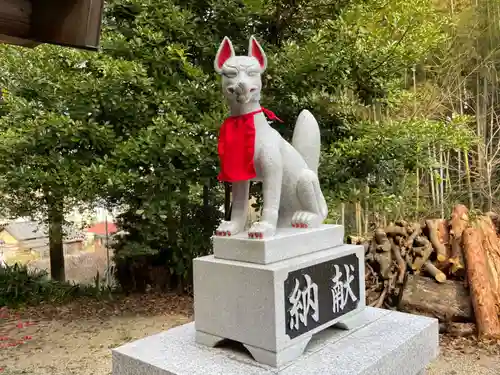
[0,307,37,350]
[0,293,193,375]
[14,292,193,321]
[0,292,193,352]
[440,333,500,356]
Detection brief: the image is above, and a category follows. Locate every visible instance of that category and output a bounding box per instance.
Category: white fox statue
[214,36,328,239]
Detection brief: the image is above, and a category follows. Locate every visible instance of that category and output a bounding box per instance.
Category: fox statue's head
[214,36,267,106]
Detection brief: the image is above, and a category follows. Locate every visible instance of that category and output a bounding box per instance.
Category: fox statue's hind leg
[291,169,328,228]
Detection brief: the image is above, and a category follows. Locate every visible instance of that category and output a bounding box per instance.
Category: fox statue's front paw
[248,221,276,239]
[215,221,244,237]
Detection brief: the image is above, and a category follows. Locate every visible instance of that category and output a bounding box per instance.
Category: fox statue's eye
[247,70,259,77]
[222,71,237,78]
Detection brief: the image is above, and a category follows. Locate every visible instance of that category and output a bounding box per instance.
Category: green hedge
[0,263,110,307]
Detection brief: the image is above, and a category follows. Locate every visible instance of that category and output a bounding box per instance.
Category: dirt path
[428,351,500,375]
[427,335,500,374]
[1,295,499,375]
[0,294,193,375]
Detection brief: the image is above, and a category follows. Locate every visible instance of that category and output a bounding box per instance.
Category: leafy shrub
[0,263,112,307]
[113,193,223,294]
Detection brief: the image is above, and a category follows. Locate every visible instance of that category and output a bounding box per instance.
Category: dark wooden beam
[0,0,31,38]
[0,33,39,47]
[0,0,104,50]
[31,0,104,50]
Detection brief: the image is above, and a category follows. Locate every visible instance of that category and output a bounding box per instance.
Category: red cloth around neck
[217,107,282,183]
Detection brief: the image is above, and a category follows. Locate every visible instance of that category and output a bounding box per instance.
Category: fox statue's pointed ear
[214,37,235,73]
[248,36,267,70]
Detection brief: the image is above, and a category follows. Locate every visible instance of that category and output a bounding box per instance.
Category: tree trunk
[449,204,468,273]
[180,184,190,226]
[426,219,448,262]
[486,161,493,212]
[424,261,447,283]
[428,147,436,207]
[224,182,231,221]
[450,204,469,238]
[399,274,473,322]
[463,227,500,339]
[356,202,362,236]
[477,216,500,309]
[445,150,451,195]
[203,182,209,211]
[364,184,369,234]
[458,150,462,191]
[464,151,473,209]
[373,228,392,279]
[415,167,420,216]
[437,218,450,255]
[48,197,65,282]
[476,73,483,211]
[438,145,444,219]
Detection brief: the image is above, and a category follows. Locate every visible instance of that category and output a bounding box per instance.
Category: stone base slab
[212,224,344,264]
[112,307,439,375]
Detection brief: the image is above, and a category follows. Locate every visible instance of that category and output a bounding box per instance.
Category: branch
[368,22,414,75]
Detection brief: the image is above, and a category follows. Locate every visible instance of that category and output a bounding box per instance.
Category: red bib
[217,107,282,183]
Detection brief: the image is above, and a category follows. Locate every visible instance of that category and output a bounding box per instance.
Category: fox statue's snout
[226,81,259,104]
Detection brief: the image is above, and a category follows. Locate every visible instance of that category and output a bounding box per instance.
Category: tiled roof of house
[2,221,85,242]
[21,238,50,250]
[4,221,46,241]
[86,222,118,236]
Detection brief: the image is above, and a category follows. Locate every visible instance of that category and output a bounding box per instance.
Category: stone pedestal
[112,307,439,375]
[212,225,345,264]
[111,224,439,375]
[194,225,365,367]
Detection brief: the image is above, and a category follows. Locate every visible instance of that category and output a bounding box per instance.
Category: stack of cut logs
[359,204,500,339]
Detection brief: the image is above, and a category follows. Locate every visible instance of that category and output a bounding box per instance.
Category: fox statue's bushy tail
[292,110,328,220]
[292,110,321,175]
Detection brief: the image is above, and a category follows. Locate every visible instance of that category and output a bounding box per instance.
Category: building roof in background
[3,221,46,241]
[86,222,117,236]
[1,221,85,242]
[22,238,49,250]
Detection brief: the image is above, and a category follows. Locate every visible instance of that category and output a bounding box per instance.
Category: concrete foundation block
[112,307,439,375]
